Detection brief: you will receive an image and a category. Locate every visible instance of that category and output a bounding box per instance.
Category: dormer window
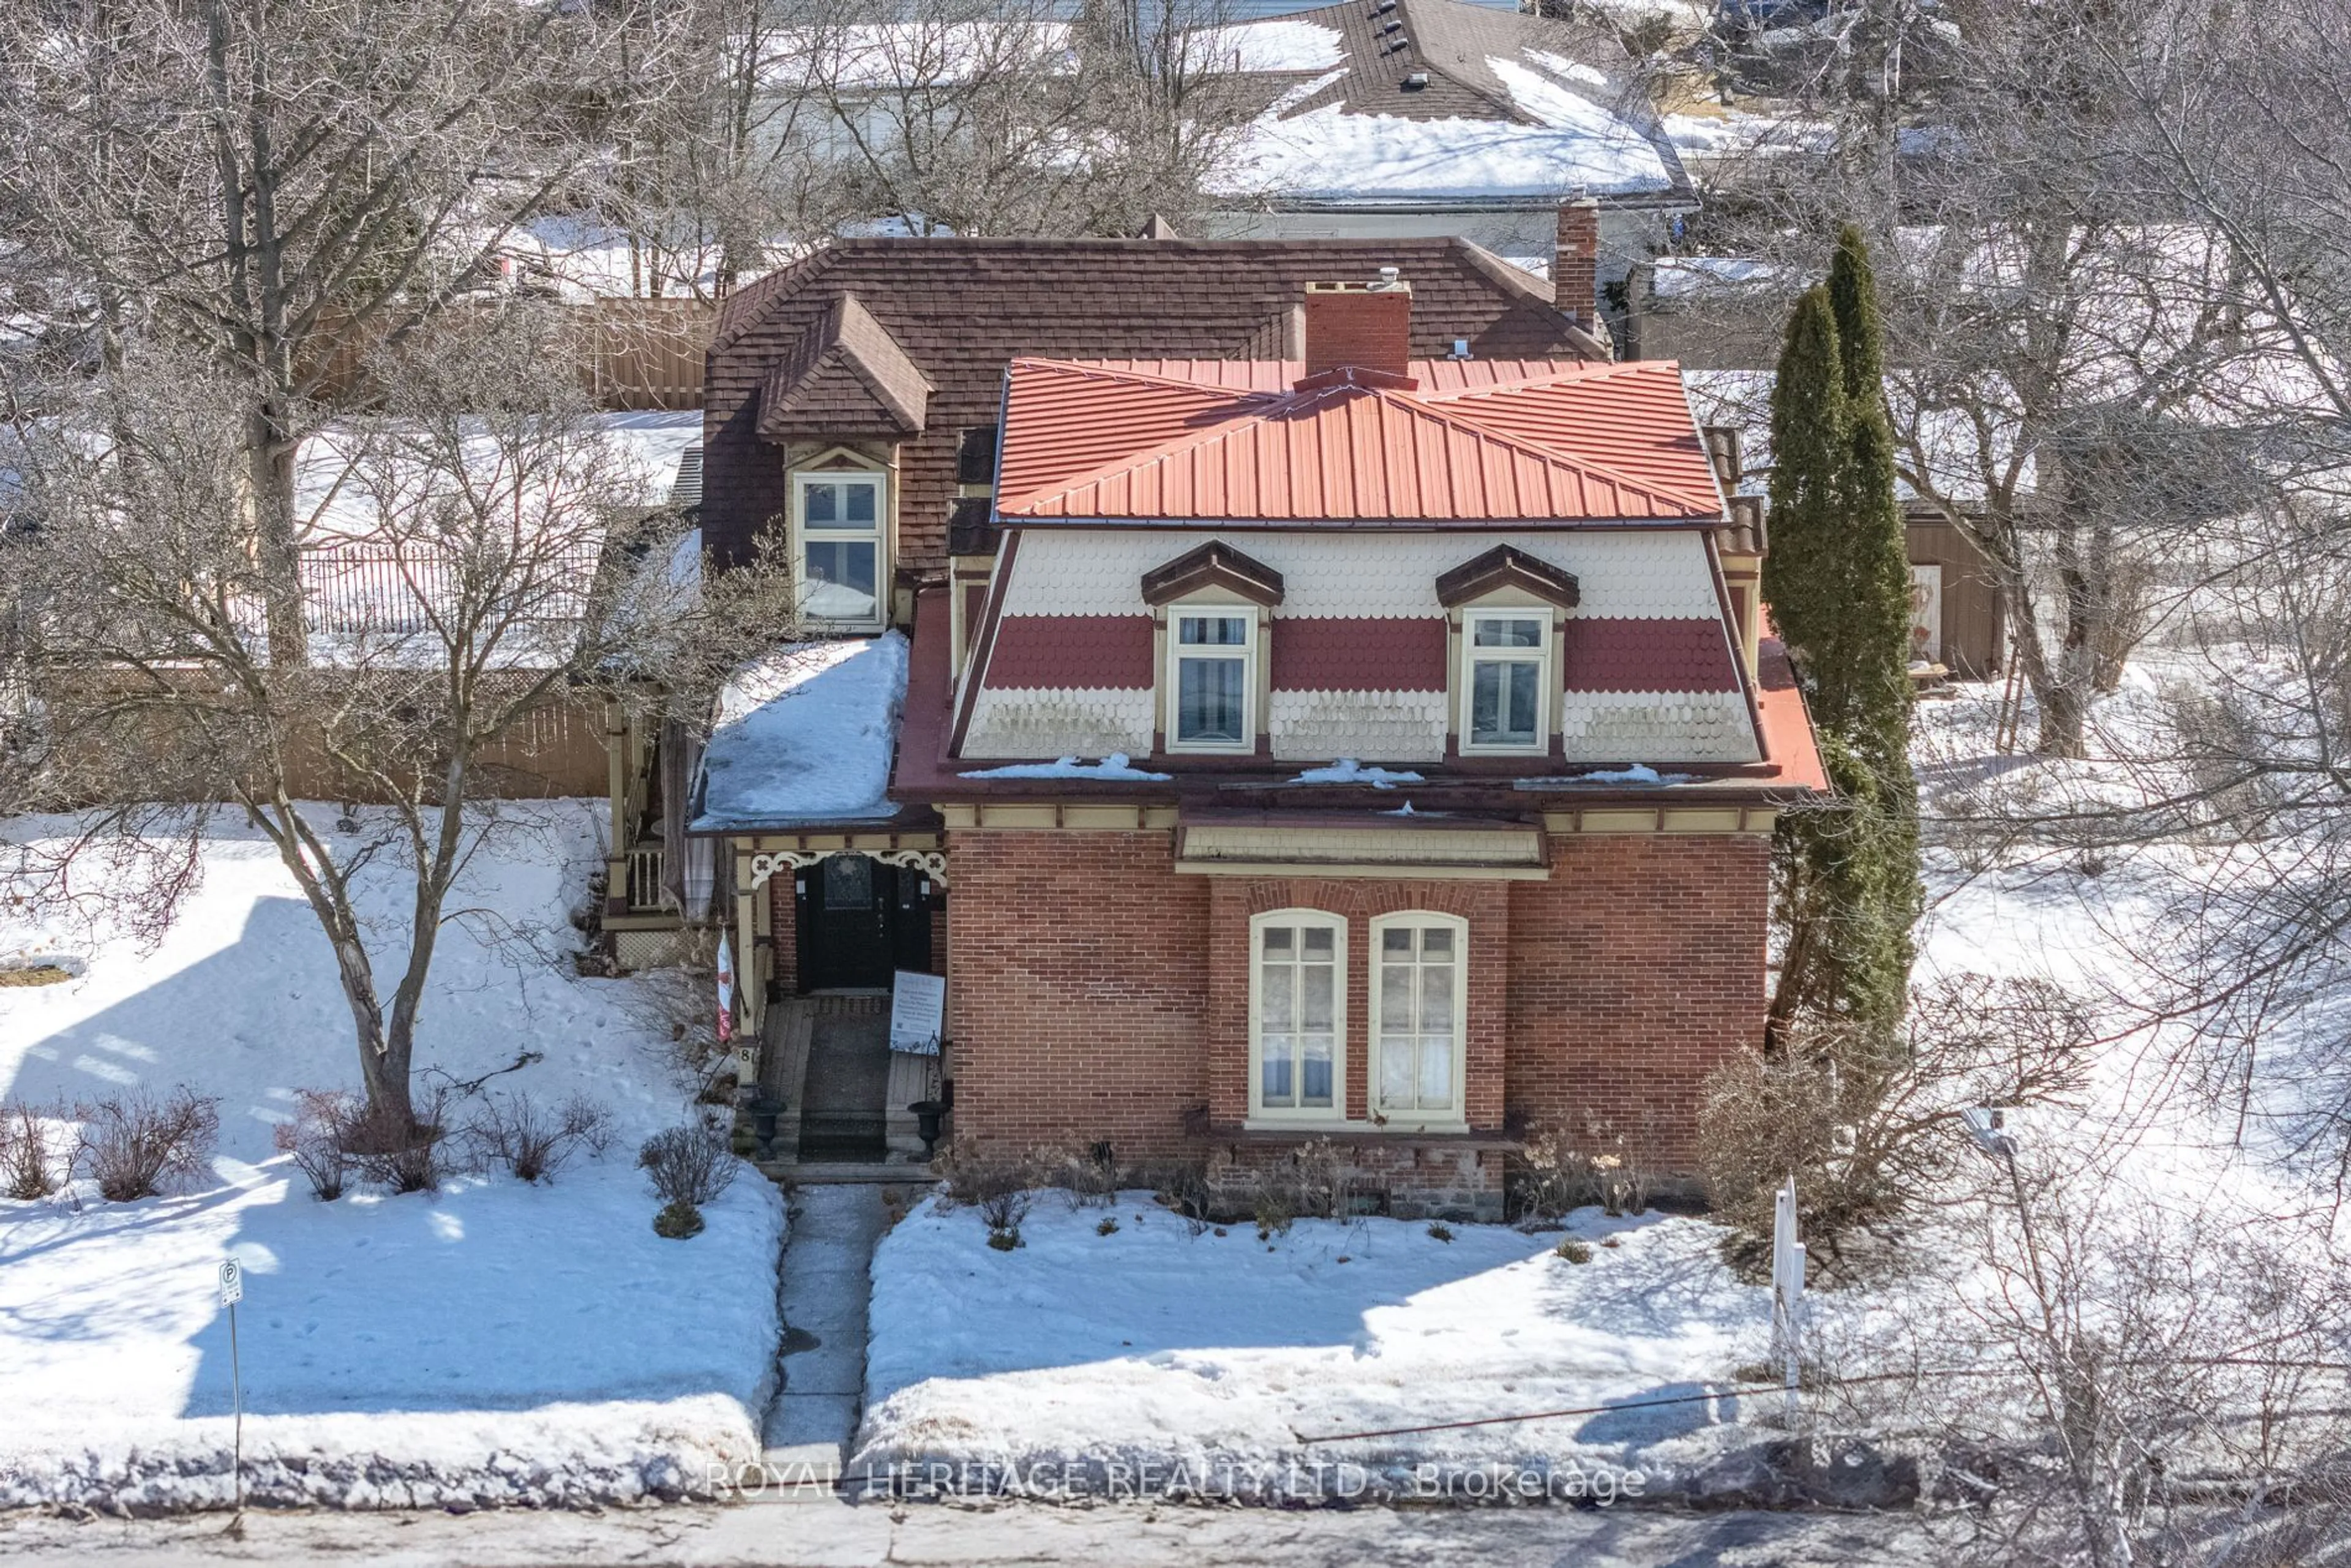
[1141,540,1285,757]
[1465,613,1548,751]
[793,468,887,631]
[1437,544,1580,760]
[1171,611,1253,749]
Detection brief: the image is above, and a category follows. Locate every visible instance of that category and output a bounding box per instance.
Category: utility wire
[1299,1360,2351,1445]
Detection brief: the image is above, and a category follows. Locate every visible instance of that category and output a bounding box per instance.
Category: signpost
[889,970,946,1056]
[1770,1177,1805,1422]
[217,1258,246,1533]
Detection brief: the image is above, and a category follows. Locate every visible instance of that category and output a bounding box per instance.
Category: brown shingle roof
[759,293,932,439]
[706,235,1602,573]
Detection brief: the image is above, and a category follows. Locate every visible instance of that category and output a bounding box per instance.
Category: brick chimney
[1556,197,1600,330]
[1302,271,1413,381]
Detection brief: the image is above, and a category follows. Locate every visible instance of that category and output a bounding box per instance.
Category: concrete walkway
[759,1184,892,1474]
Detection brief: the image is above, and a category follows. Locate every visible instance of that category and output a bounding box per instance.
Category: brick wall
[943,827,1770,1191]
[767,872,798,996]
[945,831,1213,1158]
[1506,833,1770,1173]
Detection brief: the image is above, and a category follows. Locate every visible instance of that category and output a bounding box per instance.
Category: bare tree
[0,0,695,657]
[1836,1136,2351,1567]
[757,0,1261,241]
[1687,1,2284,757]
[2,304,793,1133]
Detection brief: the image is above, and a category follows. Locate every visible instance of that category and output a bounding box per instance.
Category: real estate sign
[890,970,945,1055]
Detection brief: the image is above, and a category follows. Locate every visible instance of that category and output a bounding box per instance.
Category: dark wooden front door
[797,856,933,992]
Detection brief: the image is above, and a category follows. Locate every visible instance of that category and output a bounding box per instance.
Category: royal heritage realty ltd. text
[713,1458,1652,1504]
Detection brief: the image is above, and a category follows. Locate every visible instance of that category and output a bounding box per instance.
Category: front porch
[745,990,949,1174]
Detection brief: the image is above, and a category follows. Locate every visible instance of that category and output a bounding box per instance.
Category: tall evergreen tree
[1763,230,1922,1047]
[1761,287,1848,674]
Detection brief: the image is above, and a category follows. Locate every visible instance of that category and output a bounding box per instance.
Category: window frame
[1367,910,1469,1130]
[790,466,890,633]
[1247,907,1348,1125]
[1164,599,1259,754]
[1458,607,1554,756]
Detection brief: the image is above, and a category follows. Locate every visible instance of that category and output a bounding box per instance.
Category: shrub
[1289,1136,1362,1220]
[1096,1217,1119,1237]
[73,1087,220,1201]
[1556,1238,1592,1264]
[465,1092,613,1184]
[653,1200,706,1239]
[978,1185,1032,1250]
[937,1142,1040,1247]
[639,1120,737,1215]
[1426,1221,1454,1244]
[1509,1120,1652,1221]
[273,1089,361,1201]
[1144,1158,1213,1237]
[341,1090,451,1195]
[1253,1187,1295,1242]
[1700,975,2093,1252]
[0,1099,67,1199]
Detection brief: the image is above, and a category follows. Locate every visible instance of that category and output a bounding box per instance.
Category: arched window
[1368,911,1468,1126]
[1248,909,1346,1121]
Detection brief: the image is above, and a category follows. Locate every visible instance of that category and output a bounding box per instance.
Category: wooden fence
[306,298,714,411]
[52,669,615,804]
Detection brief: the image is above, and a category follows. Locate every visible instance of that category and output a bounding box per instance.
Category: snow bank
[857,1195,1820,1502]
[695,633,910,829]
[0,804,784,1512]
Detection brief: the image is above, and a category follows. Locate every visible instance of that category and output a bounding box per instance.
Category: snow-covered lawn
[858,1195,1780,1502]
[0,803,782,1511]
[857,669,2350,1507]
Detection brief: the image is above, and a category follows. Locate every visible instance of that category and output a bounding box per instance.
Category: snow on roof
[694,633,910,831]
[1209,0,1683,202]
[294,411,700,542]
[1224,82,1674,203]
[1683,368,2027,505]
[291,411,703,653]
[1198,17,1344,72]
[1649,256,1780,299]
[958,752,1171,782]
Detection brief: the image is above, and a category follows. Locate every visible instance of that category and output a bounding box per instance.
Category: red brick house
[609,232,1821,1213]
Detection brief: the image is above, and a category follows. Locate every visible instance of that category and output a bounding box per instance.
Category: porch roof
[691,632,910,833]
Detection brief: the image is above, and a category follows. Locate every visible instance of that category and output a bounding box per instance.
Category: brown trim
[1701,530,1771,763]
[1140,539,1286,607]
[947,529,1021,757]
[1434,544,1580,610]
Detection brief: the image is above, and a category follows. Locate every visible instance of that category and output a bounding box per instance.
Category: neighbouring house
[741,0,1690,332]
[1204,0,1699,294]
[1683,365,2012,680]
[606,234,1823,1212]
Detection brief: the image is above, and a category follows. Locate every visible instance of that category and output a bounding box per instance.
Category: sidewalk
[759,1184,892,1475]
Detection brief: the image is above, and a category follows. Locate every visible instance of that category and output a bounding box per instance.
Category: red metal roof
[993,358,1723,525]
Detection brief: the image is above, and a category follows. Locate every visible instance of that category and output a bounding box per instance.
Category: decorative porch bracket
[744,846,949,890]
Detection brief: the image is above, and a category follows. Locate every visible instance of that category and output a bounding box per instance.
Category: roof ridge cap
[1012,357,1286,399]
[713,247,841,354]
[1374,384,1719,516]
[998,381,1351,517]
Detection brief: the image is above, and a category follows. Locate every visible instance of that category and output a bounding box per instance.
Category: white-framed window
[793,470,887,630]
[1250,909,1344,1120]
[1167,605,1254,752]
[1370,912,1466,1125]
[1462,610,1550,752]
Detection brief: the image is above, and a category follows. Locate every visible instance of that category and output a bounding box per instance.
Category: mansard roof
[992,358,1723,525]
